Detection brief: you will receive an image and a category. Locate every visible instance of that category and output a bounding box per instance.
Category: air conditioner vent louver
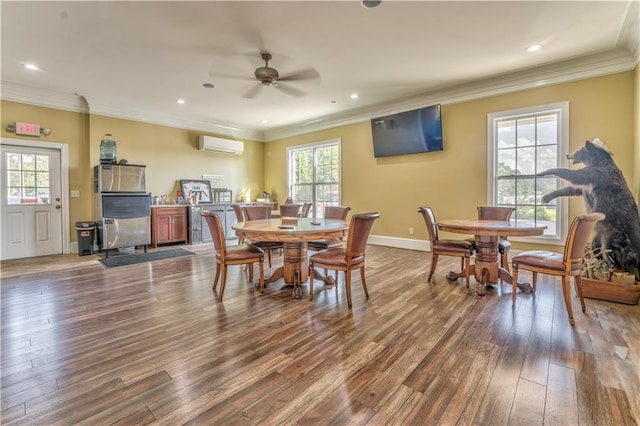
[198,135,244,155]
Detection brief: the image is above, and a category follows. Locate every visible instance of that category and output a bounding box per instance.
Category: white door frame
[0,137,70,256]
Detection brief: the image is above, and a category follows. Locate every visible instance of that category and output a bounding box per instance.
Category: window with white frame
[487,102,569,244]
[288,139,341,218]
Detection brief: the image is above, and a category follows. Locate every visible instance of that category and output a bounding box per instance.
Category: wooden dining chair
[308,206,351,252]
[279,204,302,218]
[201,211,265,301]
[242,205,283,267]
[475,206,515,272]
[511,212,604,326]
[230,204,246,244]
[418,206,475,286]
[308,212,380,308]
[301,202,313,218]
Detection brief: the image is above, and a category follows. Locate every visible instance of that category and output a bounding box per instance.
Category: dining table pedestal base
[262,241,340,299]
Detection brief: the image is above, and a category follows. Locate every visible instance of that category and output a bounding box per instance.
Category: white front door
[1,144,64,260]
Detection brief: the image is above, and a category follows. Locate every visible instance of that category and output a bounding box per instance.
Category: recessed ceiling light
[330,100,337,104]
[361,0,382,8]
[262,119,268,124]
[23,63,39,71]
[176,99,185,104]
[527,44,542,52]
[203,83,215,89]
[350,93,359,99]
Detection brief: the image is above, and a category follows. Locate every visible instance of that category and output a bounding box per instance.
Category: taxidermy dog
[538,138,640,279]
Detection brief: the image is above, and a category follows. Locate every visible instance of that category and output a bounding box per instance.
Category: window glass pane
[537,177,559,204]
[36,155,49,171]
[497,120,516,149]
[22,154,35,170]
[496,178,515,205]
[7,153,20,170]
[496,148,516,176]
[516,147,536,175]
[516,117,535,147]
[516,177,537,205]
[537,145,557,172]
[536,114,558,145]
[23,171,36,187]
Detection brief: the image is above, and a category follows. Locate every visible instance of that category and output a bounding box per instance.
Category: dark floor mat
[99,248,194,268]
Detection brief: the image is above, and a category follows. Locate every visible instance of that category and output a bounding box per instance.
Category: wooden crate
[581,278,640,305]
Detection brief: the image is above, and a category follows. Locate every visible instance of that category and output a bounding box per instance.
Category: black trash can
[75,221,96,256]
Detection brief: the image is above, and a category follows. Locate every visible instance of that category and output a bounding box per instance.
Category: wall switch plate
[409,227,414,235]
[71,190,80,197]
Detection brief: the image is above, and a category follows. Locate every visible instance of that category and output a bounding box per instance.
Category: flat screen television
[370,104,443,158]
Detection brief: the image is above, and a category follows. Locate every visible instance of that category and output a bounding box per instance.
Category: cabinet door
[225,208,237,239]
[171,211,187,242]
[201,207,225,243]
[156,214,172,244]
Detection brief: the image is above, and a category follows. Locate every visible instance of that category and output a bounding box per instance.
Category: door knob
[56,197,61,201]
[56,205,61,209]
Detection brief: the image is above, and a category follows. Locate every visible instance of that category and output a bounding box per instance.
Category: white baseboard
[367,234,431,252]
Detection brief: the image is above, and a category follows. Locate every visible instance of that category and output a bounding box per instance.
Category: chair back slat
[201,211,226,254]
[417,206,439,244]
[301,202,313,218]
[565,213,606,270]
[243,205,271,221]
[230,204,245,222]
[346,212,380,257]
[279,204,302,218]
[477,206,515,221]
[324,206,351,220]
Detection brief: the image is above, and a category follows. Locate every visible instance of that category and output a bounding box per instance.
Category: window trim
[486,101,569,246]
[287,138,342,216]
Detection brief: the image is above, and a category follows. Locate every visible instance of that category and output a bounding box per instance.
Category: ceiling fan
[241,52,320,99]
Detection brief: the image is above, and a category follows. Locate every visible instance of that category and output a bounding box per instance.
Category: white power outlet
[409,227,414,235]
[71,190,80,197]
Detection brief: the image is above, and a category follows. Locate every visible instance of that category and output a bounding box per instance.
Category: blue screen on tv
[371,104,443,158]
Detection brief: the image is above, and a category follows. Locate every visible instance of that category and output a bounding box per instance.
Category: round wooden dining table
[437,219,547,295]
[233,217,349,298]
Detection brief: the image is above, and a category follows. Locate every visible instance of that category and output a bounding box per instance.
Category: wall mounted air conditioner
[198,135,244,155]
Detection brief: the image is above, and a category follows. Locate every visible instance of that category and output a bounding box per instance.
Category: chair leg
[427,254,439,282]
[532,272,538,292]
[309,263,315,301]
[213,263,221,289]
[218,265,228,301]
[267,250,272,267]
[561,275,575,326]
[346,269,353,309]
[258,259,265,293]
[464,255,470,287]
[574,275,586,313]
[501,251,510,273]
[360,266,369,300]
[512,265,519,304]
[248,262,254,282]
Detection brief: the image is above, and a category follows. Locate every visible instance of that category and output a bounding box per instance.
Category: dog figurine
[538,138,640,279]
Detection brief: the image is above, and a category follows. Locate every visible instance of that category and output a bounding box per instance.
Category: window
[487,102,569,244]
[288,139,341,218]
[5,151,51,205]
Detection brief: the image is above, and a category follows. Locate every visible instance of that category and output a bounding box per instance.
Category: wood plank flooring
[1,243,639,425]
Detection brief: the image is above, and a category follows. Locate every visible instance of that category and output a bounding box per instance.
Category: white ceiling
[2,1,638,141]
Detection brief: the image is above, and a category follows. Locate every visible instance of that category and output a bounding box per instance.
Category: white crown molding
[2,48,637,143]
[1,82,89,113]
[81,96,263,141]
[264,48,638,141]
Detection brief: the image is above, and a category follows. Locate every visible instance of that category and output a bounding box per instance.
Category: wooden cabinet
[151,206,188,247]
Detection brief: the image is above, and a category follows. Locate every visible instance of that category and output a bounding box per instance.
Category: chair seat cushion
[308,238,343,251]
[309,248,364,267]
[435,239,474,254]
[219,244,264,261]
[512,250,564,271]
[252,241,284,250]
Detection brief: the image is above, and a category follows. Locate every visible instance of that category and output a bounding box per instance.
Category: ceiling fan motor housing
[255,66,279,85]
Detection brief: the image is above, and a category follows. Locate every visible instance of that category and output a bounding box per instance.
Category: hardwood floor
[1,243,639,425]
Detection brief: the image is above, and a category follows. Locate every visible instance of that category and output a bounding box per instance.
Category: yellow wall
[1,101,264,242]
[265,71,636,251]
[1,71,636,249]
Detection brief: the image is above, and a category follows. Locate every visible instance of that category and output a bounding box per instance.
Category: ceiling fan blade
[274,83,305,98]
[242,84,263,99]
[278,67,320,82]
